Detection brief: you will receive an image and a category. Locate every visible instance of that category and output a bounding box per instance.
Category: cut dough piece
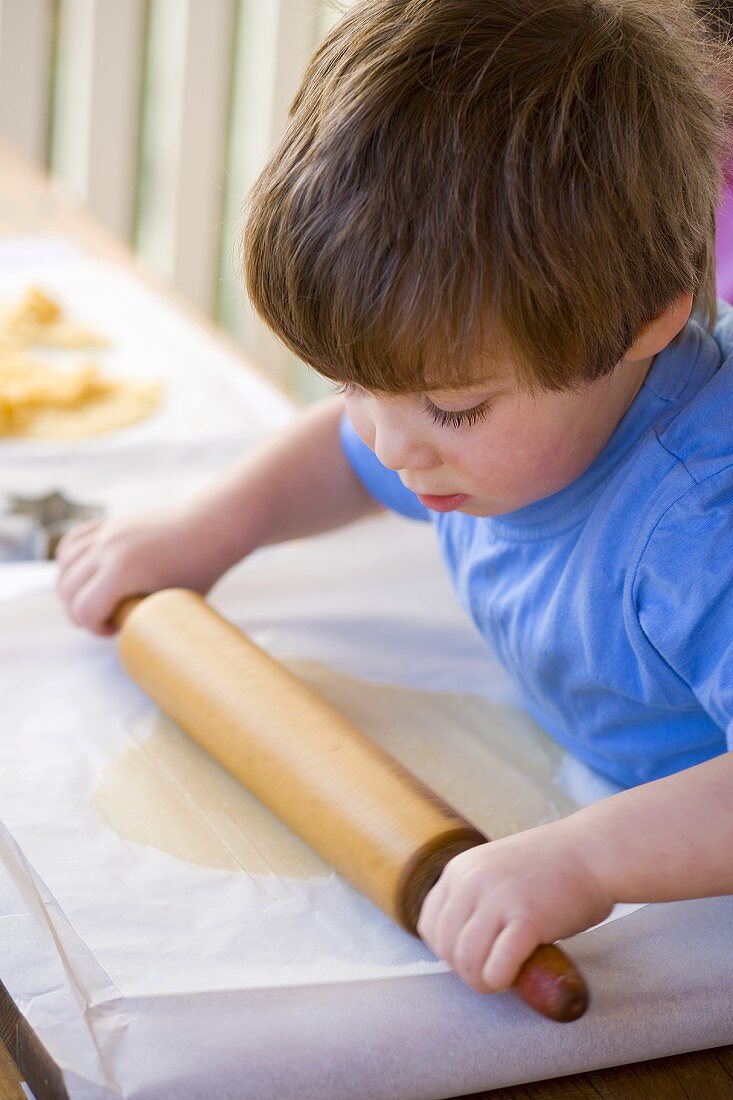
[2,286,108,348]
[0,287,160,438]
[0,356,159,438]
[5,286,62,328]
[93,660,578,877]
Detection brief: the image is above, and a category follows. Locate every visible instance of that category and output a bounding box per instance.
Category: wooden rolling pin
[114,588,589,1022]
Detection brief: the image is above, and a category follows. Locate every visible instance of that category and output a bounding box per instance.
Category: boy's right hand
[55,508,224,636]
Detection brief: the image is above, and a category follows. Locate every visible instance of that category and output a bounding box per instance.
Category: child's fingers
[56,520,102,562]
[430,890,479,964]
[55,538,92,578]
[418,877,478,964]
[449,908,503,992]
[416,876,448,946]
[69,570,123,635]
[56,552,97,605]
[55,531,97,572]
[480,917,539,993]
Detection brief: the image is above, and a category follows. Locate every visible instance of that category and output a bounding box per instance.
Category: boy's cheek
[343,398,376,451]
[457,431,585,507]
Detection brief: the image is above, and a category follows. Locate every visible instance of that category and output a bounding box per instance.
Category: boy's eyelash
[336,381,489,429]
[425,399,491,429]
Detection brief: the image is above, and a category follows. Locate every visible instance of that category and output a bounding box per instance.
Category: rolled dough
[93,660,578,878]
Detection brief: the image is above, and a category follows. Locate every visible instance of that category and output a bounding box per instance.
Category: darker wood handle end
[512,943,589,1022]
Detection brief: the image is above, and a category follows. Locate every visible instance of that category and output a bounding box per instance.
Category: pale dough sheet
[93,660,578,877]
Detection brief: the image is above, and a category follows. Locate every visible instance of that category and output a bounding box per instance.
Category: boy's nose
[373,424,437,472]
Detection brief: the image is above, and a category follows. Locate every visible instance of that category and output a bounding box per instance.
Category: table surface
[0,139,731,1100]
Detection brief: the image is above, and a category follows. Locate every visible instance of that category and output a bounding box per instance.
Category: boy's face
[343,352,654,516]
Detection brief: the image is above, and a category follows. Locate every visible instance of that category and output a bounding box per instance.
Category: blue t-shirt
[340,303,733,789]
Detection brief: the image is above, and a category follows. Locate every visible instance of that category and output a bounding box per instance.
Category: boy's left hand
[417,819,612,994]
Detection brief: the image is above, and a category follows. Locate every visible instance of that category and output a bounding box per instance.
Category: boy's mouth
[415,492,469,512]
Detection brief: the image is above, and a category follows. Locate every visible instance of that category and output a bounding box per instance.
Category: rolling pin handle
[407,846,589,1022]
[117,588,590,1024]
[512,943,589,1022]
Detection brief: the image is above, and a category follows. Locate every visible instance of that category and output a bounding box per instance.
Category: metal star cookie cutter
[0,489,104,561]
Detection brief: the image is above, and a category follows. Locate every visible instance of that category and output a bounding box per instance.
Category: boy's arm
[421,476,733,998]
[417,751,733,995]
[580,749,733,901]
[180,395,380,574]
[56,396,380,633]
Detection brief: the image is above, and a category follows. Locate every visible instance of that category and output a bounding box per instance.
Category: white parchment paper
[0,242,731,1099]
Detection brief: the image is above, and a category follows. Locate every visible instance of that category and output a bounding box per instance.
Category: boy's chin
[458,498,527,517]
[456,500,502,517]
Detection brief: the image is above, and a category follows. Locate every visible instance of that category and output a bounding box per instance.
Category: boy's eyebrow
[424,379,509,403]
[420,350,516,401]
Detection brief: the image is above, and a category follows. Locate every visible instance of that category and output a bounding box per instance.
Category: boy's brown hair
[244,0,731,394]
[698,1,733,40]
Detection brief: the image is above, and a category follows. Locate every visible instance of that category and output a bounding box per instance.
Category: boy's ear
[623,292,694,362]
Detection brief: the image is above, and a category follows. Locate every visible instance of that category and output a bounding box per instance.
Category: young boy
[57,0,733,998]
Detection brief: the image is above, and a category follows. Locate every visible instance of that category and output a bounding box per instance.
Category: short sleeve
[633,469,733,749]
[339,412,429,521]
